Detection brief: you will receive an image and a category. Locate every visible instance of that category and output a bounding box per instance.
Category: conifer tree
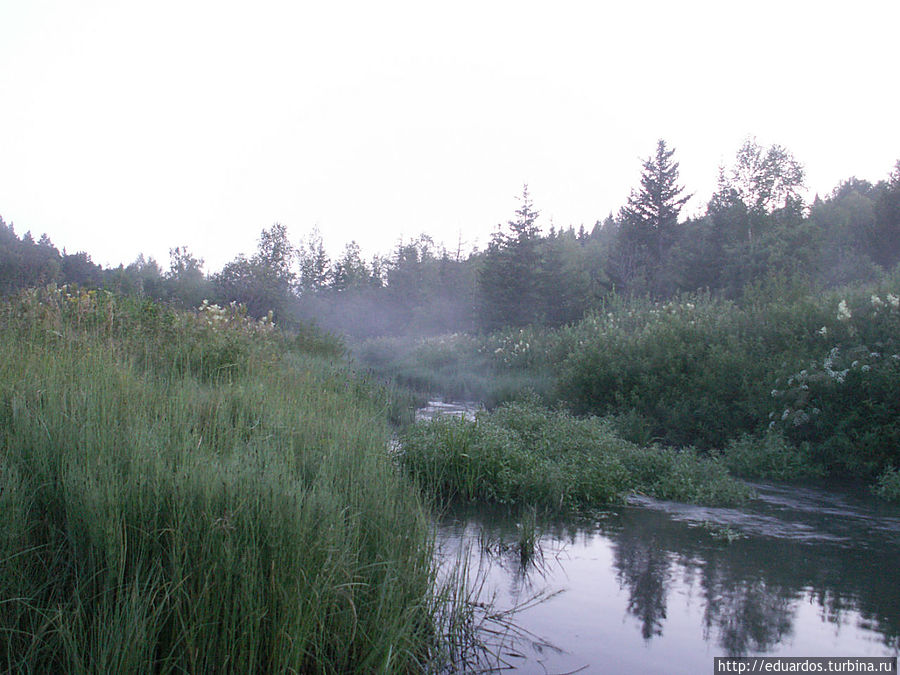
[478,185,543,328]
[620,139,691,264]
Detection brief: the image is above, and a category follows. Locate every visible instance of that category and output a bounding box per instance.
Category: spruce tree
[620,139,691,265]
[478,185,543,329]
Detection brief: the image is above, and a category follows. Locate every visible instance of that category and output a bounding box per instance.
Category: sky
[1,0,898,273]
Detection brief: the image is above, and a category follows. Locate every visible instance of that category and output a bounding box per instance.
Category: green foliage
[721,431,822,481]
[0,288,442,672]
[478,185,544,329]
[553,295,781,449]
[400,399,750,511]
[871,467,900,502]
[767,289,900,477]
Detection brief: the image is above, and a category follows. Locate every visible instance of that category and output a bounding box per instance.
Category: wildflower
[771,389,780,398]
[861,365,871,372]
[837,300,852,321]
[871,295,884,308]
[817,326,828,336]
[887,294,899,308]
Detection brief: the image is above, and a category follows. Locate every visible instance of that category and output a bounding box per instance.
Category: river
[418,401,900,673]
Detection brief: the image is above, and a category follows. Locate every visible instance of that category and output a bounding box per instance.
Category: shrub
[871,467,900,502]
[721,431,823,480]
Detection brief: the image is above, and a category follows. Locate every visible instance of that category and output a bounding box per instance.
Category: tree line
[2,137,899,338]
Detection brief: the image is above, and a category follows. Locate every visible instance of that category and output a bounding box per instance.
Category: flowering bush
[768,291,900,476]
[198,299,275,335]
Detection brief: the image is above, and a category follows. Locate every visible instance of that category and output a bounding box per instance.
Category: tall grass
[0,287,440,672]
[400,399,751,510]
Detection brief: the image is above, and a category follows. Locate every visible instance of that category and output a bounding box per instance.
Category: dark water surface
[422,403,900,673]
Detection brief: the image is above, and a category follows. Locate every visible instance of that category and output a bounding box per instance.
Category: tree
[167,246,204,280]
[612,140,690,295]
[254,223,295,286]
[477,185,543,329]
[126,254,166,298]
[296,227,331,294]
[711,138,805,243]
[166,246,207,307]
[330,241,371,291]
[869,160,900,268]
[619,139,691,264]
[61,251,101,288]
[214,224,297,321]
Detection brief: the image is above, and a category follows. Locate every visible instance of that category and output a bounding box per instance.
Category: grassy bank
[400,399,751,510]
[0,287,441,672]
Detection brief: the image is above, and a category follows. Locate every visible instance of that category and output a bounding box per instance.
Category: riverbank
[357,274,900,501]
[0,288,444,672]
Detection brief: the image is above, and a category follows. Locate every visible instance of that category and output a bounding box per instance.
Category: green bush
[721,431,822,480]
[769,289,900,478]
[871,467,900,502]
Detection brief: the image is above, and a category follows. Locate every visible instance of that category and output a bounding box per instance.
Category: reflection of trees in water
[613,522,796,651]
[608,505,900,653]
[799,546,900,652]
[700,566,794,655]
[444,499,900,654]
[613,527,672,640]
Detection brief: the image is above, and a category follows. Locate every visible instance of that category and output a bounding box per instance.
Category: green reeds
[0,288,441,672]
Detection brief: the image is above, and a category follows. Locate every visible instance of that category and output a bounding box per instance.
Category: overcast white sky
[1,0,898,272]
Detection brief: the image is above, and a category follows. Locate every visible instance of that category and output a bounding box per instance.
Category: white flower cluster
[198,300,275,333]
[822,347,849,384]
[836,299,852,322]
[484,328,533,366]
[870,293,900,314]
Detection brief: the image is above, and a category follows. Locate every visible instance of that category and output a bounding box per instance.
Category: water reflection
[613,523,671,640]
[437,483,900,672]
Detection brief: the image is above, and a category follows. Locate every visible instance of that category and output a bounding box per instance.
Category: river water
[418,402,900,673]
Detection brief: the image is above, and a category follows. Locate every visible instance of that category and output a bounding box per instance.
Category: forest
[3,138,899,340]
